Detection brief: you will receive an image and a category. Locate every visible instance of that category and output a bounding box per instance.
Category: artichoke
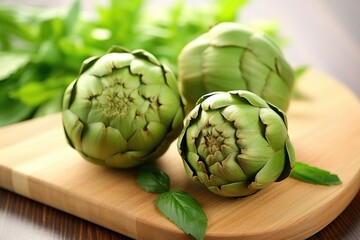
[178,22,294,113]
[177,90,295,197]
[62,46,184,168]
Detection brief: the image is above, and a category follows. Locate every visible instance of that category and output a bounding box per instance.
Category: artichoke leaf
[259,107,287,151]
[81,122,127,160]
[250,149,286,189]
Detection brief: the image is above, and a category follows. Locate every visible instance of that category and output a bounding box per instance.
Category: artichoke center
[202,127,223,155]
[98,87,137,118]
[196,117,238,167]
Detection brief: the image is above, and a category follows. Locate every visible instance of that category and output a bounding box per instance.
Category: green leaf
[95,0,144,47]
[10,79,65,107]
[214,0,249,22]
[136,164,170,193]
[0,6,36,48]
[0,52,31,81]
[33,91,63,117]
[156,190,208,240]
[34,39,63,64]
[37,15,63,40]
[0,98,34,126]
[290,162,342,185]
[63,0,81,35]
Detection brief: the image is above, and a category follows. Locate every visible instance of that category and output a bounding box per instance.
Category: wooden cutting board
[0,69,359,240]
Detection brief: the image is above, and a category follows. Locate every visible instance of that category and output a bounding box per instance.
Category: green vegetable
[177,90,295,197]
[1,0,286,126]
[156,190,208,240]
[136,164,171,193]
[291,162,342,185]
[178,22,294,113]
[62,46,184,168]
[137,164,208,240]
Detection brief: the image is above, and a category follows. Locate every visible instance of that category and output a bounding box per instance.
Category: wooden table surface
[0,188,359,239]
[0,0,359,239]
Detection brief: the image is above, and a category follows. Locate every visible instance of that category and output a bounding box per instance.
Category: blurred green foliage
[0,0,288,126]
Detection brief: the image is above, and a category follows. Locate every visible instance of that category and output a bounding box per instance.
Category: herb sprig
[291,162,342,185]
[136,164,208,240]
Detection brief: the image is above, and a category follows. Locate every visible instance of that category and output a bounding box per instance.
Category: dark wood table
[0,0,359,239]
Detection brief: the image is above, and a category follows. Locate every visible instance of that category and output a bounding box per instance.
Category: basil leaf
[136,164,170,193]
[0,98,34,127]
[63,0,80,35]
[33,92,63,117]
[156,190,207,240]
[10,81,63,107]
[0,52,31,81]
[291,162,342,185]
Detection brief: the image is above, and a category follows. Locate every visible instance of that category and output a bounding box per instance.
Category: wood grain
[0,69,359,239]
[0,188,126,240]
[1,188,359,240]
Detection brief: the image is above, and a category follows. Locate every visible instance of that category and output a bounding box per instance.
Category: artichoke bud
[177,90,295,197]
[62,46,185,168]
[178,22,295,113]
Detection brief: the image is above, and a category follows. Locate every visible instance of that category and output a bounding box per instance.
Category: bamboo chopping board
[0,69,359,240]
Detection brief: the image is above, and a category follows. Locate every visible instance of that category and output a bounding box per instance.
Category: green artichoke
[177,90,295,197]
[178,22,294,113]
[62,46,184,168]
